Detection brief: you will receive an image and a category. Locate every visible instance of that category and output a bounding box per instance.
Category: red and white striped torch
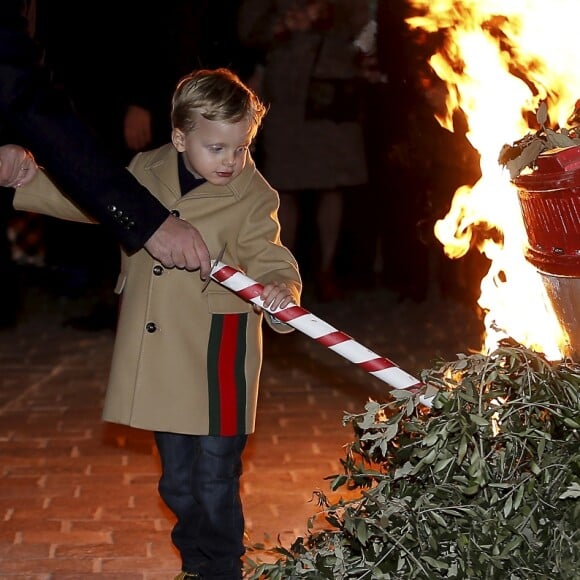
[209,260,433,408]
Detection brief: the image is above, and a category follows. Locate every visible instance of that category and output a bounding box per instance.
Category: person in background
[11,68,302,580]
[360,0,433,301]
[25,1,260,330]
[0,0,212,304]
[370,0,481,302]
[238,0,370,301]
[83,0,258,157]
[0,145,36,327]
[30,0,131,327]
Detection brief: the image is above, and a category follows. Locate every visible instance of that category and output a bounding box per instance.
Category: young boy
[13,68,302,580]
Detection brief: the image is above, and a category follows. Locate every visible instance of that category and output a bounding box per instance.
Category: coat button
[153,265,164,276]
[170,209,180,218]
[145,322,157,333]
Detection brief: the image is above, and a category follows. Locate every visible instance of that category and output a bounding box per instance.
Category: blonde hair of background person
[12,67,301,580]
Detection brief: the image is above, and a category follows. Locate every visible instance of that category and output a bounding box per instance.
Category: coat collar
[142,144,258,204]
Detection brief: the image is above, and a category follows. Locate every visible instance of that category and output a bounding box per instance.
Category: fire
[406,0,578,360]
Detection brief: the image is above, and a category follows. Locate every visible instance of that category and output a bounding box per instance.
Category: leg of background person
[0,191,21,328]
[317,189,343,272]
[277,190,299,251]
[316,188,344,301]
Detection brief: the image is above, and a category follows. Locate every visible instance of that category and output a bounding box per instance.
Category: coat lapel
[141,145,181,206]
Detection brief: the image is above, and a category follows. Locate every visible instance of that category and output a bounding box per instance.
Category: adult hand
[284,0,332,31]
[123,105,153,152]
[0,145,38,188]
[144,213,211,279]
[284,6,312,32]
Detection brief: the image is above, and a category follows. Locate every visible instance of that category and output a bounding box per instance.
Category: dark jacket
[0,0,168,253]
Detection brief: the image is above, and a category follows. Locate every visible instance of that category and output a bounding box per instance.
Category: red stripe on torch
[272,305,309,323]
[212,264,238,283]
[359,357,396,372]
[237,284,264,302]
[317,331,350,348]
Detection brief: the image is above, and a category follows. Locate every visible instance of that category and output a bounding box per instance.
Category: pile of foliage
[245,341,580,579]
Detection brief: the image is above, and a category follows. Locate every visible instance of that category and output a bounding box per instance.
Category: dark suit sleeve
[0,23,169,255]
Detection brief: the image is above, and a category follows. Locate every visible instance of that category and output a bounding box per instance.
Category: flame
[406,0,577,359]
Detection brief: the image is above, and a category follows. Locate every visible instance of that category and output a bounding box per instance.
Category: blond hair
[171,68,266,138]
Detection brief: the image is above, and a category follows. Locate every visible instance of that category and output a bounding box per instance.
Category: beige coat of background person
[238,0,370,190]
[14,143,301,435]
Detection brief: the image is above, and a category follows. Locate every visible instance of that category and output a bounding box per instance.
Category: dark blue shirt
[178,152,206,195]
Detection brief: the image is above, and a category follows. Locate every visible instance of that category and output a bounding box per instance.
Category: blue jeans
[154,432,248,579]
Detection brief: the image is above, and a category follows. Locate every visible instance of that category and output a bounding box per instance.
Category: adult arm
[0,19,210,275]
[0,142,209,274]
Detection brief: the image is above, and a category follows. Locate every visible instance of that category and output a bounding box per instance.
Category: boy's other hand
[257,281,293,312]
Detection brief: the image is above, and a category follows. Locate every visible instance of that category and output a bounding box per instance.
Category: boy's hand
[255,281,294,313]
[0,145,38,189]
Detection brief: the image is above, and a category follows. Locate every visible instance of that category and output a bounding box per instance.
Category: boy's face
[172,114,253,186]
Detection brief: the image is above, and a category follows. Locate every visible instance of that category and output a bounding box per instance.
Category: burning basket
[513,145,580,359]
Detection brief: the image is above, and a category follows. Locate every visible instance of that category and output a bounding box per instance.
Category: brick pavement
[0,284,483,579]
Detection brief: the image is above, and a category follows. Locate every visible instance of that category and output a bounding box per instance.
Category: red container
[513,145,580,359]
[513,145,580,277]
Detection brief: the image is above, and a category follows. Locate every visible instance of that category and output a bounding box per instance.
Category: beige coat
[15,144,301,435]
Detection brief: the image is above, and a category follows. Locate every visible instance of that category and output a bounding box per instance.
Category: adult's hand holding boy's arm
[0,144,211,277]
[0,23,210,279]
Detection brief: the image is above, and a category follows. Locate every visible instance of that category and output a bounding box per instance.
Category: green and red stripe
[207,314,248,435]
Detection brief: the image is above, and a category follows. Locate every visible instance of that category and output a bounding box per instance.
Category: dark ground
[0,258,485,579]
